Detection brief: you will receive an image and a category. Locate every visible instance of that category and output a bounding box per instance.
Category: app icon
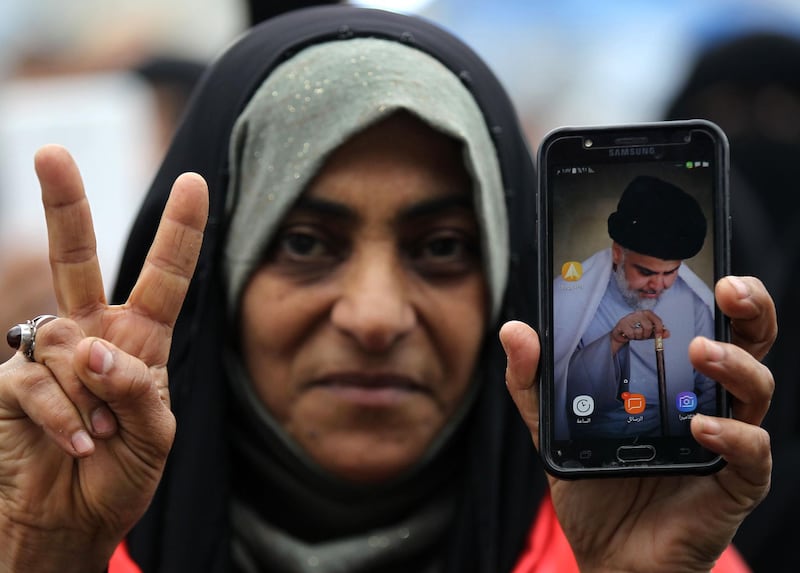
[561,261,583,282]
[676,391,698,413]
[622,392,646,414]
[572,395,595,416]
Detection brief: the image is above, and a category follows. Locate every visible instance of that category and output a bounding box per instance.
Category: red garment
[110,541,141,573]
[511,495,750,573]
[110,494,750,573]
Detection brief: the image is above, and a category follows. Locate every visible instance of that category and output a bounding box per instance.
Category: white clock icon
[572,395,595,416]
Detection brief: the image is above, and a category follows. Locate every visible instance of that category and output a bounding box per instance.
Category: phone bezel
[536,120,731,479]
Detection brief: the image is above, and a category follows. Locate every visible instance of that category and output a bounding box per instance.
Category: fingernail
[91,407,116,435]
[705,339,724,362]
[727,276,749,299]
[71,429,94,455]
[698,414,722,436]
[89,340,113,374]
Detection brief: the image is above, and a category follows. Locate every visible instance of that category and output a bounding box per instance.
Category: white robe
[552,248,715,440]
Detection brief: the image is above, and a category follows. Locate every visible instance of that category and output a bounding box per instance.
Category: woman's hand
[501,275,775,573]
[0,145,208,573]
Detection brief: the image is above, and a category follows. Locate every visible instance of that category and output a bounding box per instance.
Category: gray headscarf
[223,37,509,321]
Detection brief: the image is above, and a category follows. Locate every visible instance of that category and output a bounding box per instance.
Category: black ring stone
[6,325,22,349]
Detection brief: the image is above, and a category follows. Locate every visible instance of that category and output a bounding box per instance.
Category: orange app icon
[561,261,583,282]
[622,392,646,414]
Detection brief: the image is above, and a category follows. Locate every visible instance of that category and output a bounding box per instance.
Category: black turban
[607,175,707,260]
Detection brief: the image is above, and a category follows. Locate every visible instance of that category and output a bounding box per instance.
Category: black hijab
[112,6,545,572]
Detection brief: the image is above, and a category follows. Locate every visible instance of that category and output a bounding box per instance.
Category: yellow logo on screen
[561,261,583,282]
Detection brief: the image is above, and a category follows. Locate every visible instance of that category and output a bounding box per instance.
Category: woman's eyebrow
[398,194,473,221]
[291,196,356,221]
[290,193,473,222]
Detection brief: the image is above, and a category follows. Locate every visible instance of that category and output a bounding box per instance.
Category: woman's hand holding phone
[500,274,774,572]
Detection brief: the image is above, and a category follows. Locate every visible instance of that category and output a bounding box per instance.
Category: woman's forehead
[299,114,473,214]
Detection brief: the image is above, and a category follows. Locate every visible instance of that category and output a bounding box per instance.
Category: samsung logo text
[608,147,657,157]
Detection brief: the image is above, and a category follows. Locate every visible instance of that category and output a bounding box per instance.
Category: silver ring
[632,322,642,329]
[6,314,58,361]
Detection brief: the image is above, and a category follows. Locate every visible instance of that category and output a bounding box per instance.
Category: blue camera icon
[676,391,698,413]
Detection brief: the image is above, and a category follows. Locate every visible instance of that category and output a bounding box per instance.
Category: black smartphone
[536,120,730,478]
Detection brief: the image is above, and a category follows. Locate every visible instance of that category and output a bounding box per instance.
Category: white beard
[614,261,658,311]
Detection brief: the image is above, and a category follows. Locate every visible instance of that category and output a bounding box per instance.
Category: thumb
[73,337,175,453]
[499,320,541,448]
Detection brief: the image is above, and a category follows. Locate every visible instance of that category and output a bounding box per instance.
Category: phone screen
[537,121,730,478]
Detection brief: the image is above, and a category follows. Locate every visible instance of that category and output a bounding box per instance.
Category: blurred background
[1,0,799,567]
[4,0,800,287]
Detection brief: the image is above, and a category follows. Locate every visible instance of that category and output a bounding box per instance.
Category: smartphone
[536,120,730,478]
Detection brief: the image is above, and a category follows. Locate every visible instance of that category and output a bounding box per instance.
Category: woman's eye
[262,225,344,280]
[283,232,324,257]
[422,236,464,259]
[271,227,336,262]
[412,231,479,275]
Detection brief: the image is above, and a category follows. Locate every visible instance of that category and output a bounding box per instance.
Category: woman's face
[240,114,489,483]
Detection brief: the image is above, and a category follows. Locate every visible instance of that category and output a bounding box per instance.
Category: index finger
[126,172,208,328]
[35,145,105,317]
[715,276,777,361]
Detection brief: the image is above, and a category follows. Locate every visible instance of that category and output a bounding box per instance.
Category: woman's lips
[311,373,427,407]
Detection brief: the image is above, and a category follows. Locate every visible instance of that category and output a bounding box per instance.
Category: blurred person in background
[246,0,343,25]
[0,252,57,363]
[0,0,243,77]
[0,0,230,304]
[132,56,207,157]
[664,30,800,572]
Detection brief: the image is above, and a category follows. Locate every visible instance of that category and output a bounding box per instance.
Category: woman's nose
[330,249,415,352]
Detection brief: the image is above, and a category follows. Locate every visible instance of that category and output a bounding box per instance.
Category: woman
[0,6,774,572]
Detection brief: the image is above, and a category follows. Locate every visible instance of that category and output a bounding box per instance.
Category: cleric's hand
[610,309,670,354]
